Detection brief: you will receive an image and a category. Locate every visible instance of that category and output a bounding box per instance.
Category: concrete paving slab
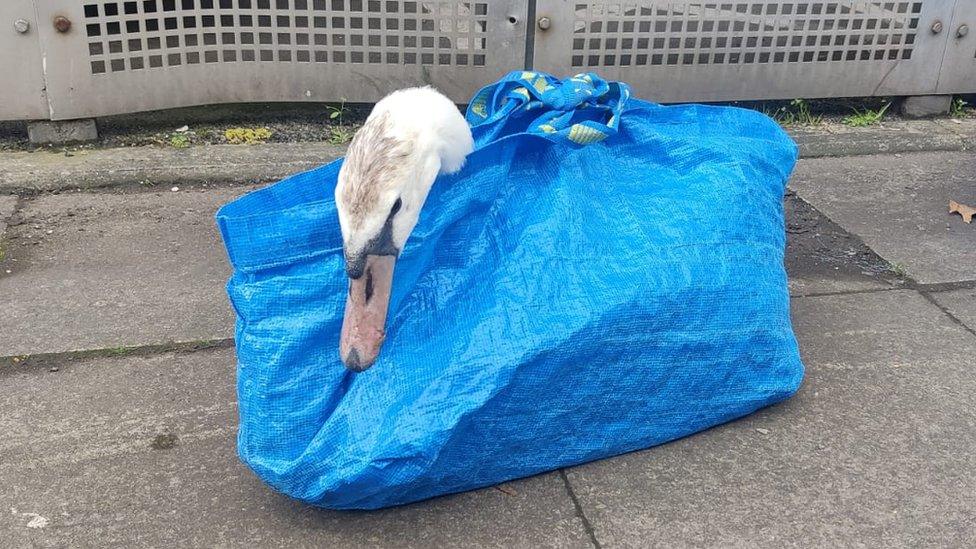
[928,287,976,333]
[784,193,895,297]
[789,119,973,158]
[0,188,250,356]
[565,290,976,547]
[2,118,975,194]
[790,152,976,285]
[0,348,588,548]
[0,184,902,355]
[0,141,344,193]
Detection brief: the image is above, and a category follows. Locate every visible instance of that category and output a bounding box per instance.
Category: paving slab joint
[918,291,976,339]
[912,280,976,293]
[0,195,23,262]
[559,470,602,549]
[0,338,234,376]
[790,286,903,300]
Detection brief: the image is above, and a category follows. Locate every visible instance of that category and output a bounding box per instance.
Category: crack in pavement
[0,338,234,375]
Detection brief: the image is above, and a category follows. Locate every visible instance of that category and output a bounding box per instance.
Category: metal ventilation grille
[570,1,923,68]
[83,0,489,74]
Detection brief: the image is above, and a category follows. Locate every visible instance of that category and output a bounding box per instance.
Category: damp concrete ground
[1,142,974,546]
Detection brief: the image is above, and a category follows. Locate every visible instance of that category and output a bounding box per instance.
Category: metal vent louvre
[533,0,955,103]
[82,0,490,75]
[569,2,923,68]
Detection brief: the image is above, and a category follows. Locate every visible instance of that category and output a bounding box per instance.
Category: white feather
[335,87,474,258]
[373,86,474,175]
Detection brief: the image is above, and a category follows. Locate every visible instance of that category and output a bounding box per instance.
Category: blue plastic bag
[216,71,803,510]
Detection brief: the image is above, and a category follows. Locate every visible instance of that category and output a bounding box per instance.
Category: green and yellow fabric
[466,71,630,147]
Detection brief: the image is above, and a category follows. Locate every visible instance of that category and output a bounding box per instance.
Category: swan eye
[390,197,402,216]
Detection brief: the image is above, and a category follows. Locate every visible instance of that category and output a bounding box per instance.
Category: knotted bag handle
[465,71,631,147]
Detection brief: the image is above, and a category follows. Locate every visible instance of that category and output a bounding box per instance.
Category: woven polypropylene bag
[216,71,804,510]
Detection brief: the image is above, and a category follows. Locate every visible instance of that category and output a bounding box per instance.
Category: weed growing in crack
[842,103,891,127]
[766,99,824,127]
[950,97,972,118]
[168,133,191,148]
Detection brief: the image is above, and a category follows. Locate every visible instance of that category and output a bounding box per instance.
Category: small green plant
[168,133,191,148]
[328,125,357,145]
[224,127,273,145]
[950,97,970,118]
[767,99,823,126]
[842,102,891,127]
[326,99,349,125]
[891,262,908,277]
[325,99,357,144]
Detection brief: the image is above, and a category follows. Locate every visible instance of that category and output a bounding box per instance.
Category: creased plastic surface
[216,71,803,510]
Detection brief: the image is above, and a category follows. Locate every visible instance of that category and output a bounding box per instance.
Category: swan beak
[340,254,396,372]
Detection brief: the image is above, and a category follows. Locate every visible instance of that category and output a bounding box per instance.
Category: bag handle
[465,71,631,147]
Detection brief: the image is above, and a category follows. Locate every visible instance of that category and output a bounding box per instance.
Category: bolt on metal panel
[533,1,961,102]
[0,1,49,120]
[936,0,976,93]
[33,0,529,120]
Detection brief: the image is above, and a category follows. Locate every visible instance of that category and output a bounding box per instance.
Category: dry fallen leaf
[949,200,976,224]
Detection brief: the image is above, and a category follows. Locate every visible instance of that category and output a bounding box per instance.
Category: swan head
[334,89,473,372]
[335,115,418,373]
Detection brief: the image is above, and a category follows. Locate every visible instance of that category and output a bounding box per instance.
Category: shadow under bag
[216,71,804,510]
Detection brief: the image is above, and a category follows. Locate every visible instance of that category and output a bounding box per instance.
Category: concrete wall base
[27,119,98,145]
[900,95,952,119]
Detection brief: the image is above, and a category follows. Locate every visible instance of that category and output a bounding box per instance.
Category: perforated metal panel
[80,0,493,73]
[533,1,957,102]
[0,1,48,120]
[34,1,527,119]
[5,1,976,121]
[935,1,976,93]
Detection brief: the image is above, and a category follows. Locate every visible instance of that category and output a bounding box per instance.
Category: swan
[335,87,474,372]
